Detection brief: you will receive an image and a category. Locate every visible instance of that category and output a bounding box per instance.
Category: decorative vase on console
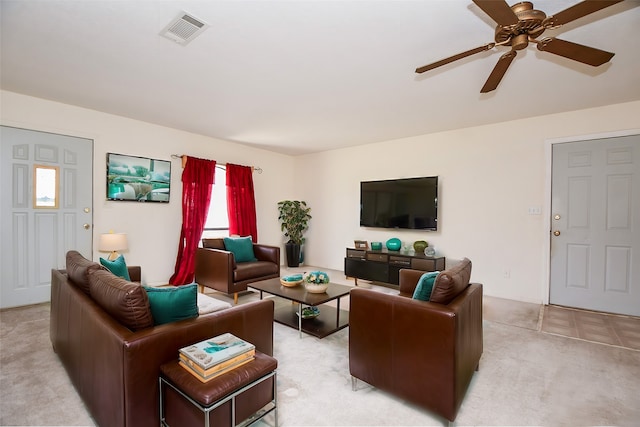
[413,240,428,254]
[304,271,330,293]
[424,246,436,257]
[385,238,401,251]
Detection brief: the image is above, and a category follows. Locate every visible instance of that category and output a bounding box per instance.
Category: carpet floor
[2,276,640,426]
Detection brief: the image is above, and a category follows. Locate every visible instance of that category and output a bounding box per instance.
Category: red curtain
[226,163,258,242]
[170,156,216,285]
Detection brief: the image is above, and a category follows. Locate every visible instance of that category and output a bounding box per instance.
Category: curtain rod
[170,154,262,174]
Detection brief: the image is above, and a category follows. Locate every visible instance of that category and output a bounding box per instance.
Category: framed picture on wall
[106,153,171,203]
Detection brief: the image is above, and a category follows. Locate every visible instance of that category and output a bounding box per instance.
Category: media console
[344,248,445,287]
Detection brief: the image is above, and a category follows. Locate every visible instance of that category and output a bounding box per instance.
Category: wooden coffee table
[249,278,351,338]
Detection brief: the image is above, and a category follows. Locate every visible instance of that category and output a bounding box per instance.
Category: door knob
[553,230,560,236]
[83,223,91,230]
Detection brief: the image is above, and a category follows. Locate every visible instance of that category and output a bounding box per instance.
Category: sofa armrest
[127,266,141,282]
[253,244,280,266]
[195,247,235,289]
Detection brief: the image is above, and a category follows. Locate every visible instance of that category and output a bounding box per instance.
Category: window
[202,166,228,239]
[34,165,59,208]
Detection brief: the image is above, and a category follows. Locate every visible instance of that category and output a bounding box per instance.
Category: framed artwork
[354,240,369,249]
[106,153,171,203]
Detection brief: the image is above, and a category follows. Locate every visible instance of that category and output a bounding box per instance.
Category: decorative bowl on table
[280,274,303,287]
[296,306,320,319]
[304,271,330,293]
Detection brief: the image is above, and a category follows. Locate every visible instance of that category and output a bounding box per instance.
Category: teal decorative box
[370,241,382,251]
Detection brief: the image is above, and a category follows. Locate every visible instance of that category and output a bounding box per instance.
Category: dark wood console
[344,248,445,286]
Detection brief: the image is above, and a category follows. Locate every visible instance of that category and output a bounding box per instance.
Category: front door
[549,135,639,316]
[1,126,93,308]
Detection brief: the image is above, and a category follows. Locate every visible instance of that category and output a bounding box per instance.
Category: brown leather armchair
[349,258,483,423]
[195,238,280,304]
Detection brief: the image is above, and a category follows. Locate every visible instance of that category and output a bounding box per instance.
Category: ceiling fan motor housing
[494,1,546,48]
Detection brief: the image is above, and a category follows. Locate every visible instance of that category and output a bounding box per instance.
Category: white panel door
[1,126,93,308]
[550,135,639,316]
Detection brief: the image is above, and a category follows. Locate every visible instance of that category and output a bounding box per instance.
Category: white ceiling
[2,0,639,155]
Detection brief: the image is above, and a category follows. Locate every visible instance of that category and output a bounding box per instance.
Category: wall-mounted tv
[106,153,171,202]
[360,176,438,230]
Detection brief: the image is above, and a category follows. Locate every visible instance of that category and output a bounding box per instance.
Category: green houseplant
[277,200,312,267]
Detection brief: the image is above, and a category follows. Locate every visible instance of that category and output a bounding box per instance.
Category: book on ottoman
[179,333,255,381]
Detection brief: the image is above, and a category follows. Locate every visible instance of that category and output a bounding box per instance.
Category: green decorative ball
[386,238,401,251]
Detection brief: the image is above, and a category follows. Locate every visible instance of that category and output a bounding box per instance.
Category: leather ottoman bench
[159,352,277,427]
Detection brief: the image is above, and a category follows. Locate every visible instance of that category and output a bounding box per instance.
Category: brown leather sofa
[349,258,483,423]
[195,238,280,304]
[50,251,275,427]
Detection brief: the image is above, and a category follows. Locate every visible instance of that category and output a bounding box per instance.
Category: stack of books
[178,333,255,382]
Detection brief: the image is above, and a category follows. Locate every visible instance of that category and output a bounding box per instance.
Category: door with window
[550,135,639,316]
[1,126,93,308]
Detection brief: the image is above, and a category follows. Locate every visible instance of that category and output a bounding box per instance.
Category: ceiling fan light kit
[415,0,624,93]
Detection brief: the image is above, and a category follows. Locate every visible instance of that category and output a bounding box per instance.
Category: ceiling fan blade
[480,50,517,93]
[545,0,624,27]
[415,43,495,73]
[472,0,519,26]
[536,38,614,66]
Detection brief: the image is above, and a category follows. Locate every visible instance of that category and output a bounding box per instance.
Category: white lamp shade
[99,233,128,252]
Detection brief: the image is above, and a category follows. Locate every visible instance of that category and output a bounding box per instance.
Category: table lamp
[99,232,128,260]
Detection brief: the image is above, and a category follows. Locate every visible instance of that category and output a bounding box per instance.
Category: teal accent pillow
[99,255,131,281]
[143,283,199,325]
[412,271,439,301]
[223,236,257,263]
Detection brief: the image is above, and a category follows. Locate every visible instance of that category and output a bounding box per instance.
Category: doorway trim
[543,128,640,306]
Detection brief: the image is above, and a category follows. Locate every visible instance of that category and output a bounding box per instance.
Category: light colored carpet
[2,273,640,426]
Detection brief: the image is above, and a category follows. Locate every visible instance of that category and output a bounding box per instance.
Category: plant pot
[285,242,301,267]
[305,283,328,294]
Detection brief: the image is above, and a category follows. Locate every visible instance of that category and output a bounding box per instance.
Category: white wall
[1,90,295,285]
[296,101,640,304]
[3,89,639,303]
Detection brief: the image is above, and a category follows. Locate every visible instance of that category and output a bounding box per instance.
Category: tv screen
[360,176,438,230]
[106,153,171,202]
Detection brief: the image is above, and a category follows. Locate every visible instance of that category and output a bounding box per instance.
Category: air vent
[160,12,209,46]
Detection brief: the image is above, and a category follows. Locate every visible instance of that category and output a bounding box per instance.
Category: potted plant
[277,200,312,267]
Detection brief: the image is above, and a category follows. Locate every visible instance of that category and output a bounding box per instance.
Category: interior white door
[1,126,93,308]
[550,135,639,316]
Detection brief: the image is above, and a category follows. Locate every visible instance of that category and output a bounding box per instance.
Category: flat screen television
[106,153,171,202]
[360,176,438,230]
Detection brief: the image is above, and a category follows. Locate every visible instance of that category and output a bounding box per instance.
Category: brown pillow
[66,250,105,295]
[88,269,153,331]
[430,258,472,305]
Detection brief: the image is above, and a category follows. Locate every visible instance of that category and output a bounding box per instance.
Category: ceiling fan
[415,0,623,93]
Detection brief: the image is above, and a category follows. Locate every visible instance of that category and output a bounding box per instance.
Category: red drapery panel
[170,156,216,285]
[226,163,258,242]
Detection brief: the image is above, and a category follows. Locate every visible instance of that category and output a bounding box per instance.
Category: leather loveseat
[349,258,483,423]
[195,238,280,304]
[50,250,275,427]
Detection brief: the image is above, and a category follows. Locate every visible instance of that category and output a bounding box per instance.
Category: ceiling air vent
[160,12,209,46]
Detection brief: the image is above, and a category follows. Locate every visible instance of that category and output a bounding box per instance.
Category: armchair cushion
[430,258,472,304]
[143,283,199,325]
[99,255,131,281]
[412,271,439,301]
[224,236,257,262]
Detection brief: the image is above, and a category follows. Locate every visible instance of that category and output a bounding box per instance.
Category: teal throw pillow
[223,236,257,263]
[99,255,131,281]
[143,283,199,326]
[412,271,439,301]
